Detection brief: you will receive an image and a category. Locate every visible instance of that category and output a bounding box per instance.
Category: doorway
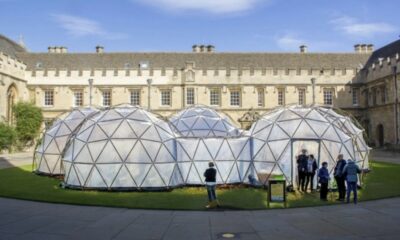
[376,124,384,147]
[291,140,320,190]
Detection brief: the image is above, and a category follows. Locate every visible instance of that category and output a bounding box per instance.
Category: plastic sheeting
[34,107,99,175]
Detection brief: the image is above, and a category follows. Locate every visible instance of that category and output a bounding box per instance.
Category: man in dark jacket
[318,162,330,201]
[334,154,347,201]
[204,161,218,208]
[297,149,309,191]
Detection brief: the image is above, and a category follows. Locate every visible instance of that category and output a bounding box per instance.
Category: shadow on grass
[0,161,399,210]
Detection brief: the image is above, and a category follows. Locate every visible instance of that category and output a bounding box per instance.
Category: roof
[15,52,370,71]
[364,39,400,69]
[0,34,26,58]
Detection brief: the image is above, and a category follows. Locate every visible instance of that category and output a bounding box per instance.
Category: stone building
[0,34,399,147]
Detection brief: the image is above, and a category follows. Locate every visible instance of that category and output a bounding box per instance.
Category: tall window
[102,90,111,107]
[298,89,305,105]
[323,89,333,105]
[44,90,54,106]
[230,89,241,106]
[210,88,220,106]
[352,88,359,106]
[380,86,387,104]
[73,90,83,107]
[277,88,285,106]
[186,88,195,105]
[257,88,264,107]
[161,89,171,106]
[372,88,377,106]
[130,89,140,106]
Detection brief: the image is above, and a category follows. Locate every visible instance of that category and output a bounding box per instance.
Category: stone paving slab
[0,197,399,240]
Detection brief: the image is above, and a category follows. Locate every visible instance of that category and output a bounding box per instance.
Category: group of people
[297,149,362,204]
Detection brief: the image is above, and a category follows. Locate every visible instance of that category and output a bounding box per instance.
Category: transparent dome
[34,107,99,175]
[63,105,181,190]
[249,105,369,187]
[170,105,241,137]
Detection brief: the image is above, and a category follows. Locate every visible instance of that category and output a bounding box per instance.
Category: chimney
[54,46,61,53]
[96,45,104,53]
[60,46,68,53]
[48,46,55,53]
[360,44,367,53]
[206,45,215,53]
[192,45,200,53]
[199,45,206,53]
[354,44,361,53]
[299,45,307,53]
[367,44,374,53]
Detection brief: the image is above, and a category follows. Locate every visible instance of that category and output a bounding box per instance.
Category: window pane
[230,89,240,106]
[278,89,285,106]
[102,90,111,107]
[161,90,171,106]
[186,88,195,105]
[44,90,54,106]
[130,90,140,106]
[352,88,359,106]
[323,89,333,105]
[257,88,264,107]
[210,88,220,106]
[73,91,83,107]
[298,89,305,105]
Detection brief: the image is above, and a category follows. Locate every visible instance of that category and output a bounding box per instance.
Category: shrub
[0,123,16,151]
[13,102,43,147]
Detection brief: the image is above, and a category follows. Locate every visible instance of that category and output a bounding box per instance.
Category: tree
[0,123,16,151]
[13,102,43,147]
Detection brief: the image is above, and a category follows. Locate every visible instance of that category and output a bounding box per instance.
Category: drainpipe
[147,79,152,110]
[393,66,399,144]
[311,78,316,105]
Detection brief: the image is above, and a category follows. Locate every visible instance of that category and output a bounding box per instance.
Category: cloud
[331,16,396,37]
[52,14,127,39]
[275,34,305,51]
[133,0,266,14]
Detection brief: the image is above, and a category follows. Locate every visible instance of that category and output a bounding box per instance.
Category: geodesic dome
[170,106,241,137]
[249,106,369,187]
[63,105,181,190]
[34,107,99,175]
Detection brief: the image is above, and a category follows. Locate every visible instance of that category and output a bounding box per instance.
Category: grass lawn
[0,161,399,210]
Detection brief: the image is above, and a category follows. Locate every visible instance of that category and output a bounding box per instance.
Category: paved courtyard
[0,197,399,240]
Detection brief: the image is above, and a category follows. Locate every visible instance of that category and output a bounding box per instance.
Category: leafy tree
[13,102,43,146]
[0,123,16,151]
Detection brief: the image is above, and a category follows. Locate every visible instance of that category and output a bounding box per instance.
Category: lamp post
[147,78,152,110]
[393,66,399,144]
[88,78,93,107]
[311,78,316,105]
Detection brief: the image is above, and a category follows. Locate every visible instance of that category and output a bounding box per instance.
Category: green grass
[0,161,399,210]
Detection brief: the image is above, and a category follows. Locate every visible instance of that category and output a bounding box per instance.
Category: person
[296,149,309,191]
[334,154,347,201]
[318,162,330,201]
[305,154,318,192]
[204,161,219,208]
[343,159,361,204]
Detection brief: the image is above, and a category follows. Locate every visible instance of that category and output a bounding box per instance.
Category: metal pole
[147,79,152,110]
[393,66,399,144]
[311,78,316,105]
[88,78,93,107]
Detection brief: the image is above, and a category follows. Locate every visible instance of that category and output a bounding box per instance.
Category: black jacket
[204,168,216,182]
[334,159,346,177]
[297,154,308,172]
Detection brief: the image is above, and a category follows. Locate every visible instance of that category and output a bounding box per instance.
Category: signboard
[267,179,287,207]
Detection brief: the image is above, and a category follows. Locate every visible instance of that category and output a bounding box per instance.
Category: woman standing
[305,154,318,192]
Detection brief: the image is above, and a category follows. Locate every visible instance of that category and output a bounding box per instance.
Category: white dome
[35,107,99,175]
[249,106,369,187]
[170,106,241,137]
[63,105,181,190]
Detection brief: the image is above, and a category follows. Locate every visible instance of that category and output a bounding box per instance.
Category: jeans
[305,172,315,191]
[335,176,346,200]
[206,185,217,202]
[346,181,358,204]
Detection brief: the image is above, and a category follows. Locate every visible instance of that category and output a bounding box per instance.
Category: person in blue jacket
[318,162,330,201]
[343,159,361,204]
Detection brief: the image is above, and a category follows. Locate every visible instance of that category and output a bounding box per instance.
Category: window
[161,89,171,106]
[230,89,241,106]
[257,88,264,107]
[210,88,221,106]
[186,88,195,105]
[352,88,359,106]
[44,90,54,106]
[73,90,83,107]
[130,90,140,106]
[380,86,387,104]
[372,88,377,106]
[298,88,305,105]
[102,90,111,107]
[277,88,285,106]
[323,89,333,105]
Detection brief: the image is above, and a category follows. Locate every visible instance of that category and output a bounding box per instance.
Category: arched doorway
[6,84,18,124]
[376,124,384,147]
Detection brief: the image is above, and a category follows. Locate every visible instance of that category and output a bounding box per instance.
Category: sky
[0,0,399,53]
